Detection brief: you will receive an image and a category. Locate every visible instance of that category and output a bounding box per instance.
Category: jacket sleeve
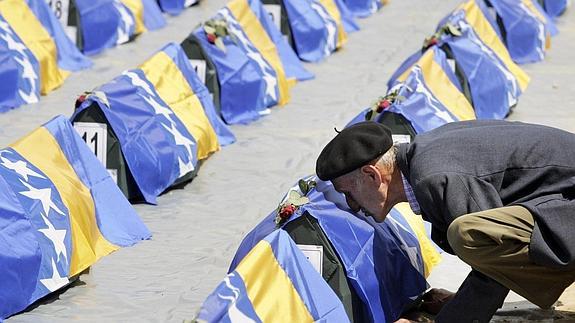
[414,172,503,253]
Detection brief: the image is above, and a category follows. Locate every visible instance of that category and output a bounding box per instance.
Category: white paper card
[74,122,108,166]
[263,4,282,31]
[185,0,198,6]
[297,244,323,274]
[189,59,207,84]
[392,134,411,144]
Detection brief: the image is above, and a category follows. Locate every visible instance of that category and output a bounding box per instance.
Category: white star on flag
[310,2,337,54]
[114,1,134,45]
[0,155,45,181]
[142,95,174,123]
[19,180,65,216]
[38,212,68,263]
[1,32,28,56]
[162,123,195,159]
[178,156,195,176]
[40,259,69,292]
[14,55,39,104]
[123,71,155,96]
[263,74,278,100]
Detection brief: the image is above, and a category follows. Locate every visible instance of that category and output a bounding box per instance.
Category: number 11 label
[74,122,108,167]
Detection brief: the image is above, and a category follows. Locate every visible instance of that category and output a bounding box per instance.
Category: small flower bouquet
[202,18,230,52]
[422,22,462,50]
[365,89,405,121]
[275,179,316,228]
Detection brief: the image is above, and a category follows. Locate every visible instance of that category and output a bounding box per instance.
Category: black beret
[316,121,393,181]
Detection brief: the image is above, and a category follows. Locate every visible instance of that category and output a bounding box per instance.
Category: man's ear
[360,164,382,185]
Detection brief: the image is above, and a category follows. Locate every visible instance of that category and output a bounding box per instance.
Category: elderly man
[316,120,575,322]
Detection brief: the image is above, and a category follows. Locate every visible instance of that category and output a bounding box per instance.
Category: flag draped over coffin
[191,18,269,124]
[0,115,150,320]
[0,0,91,111]
[73,0,164,55]
[351,48,476,134]
[157,0,198,16]
[389,14,524,120]
[242,0,314,83]
[229,177,440,322]
[480,0,557,64]
[281,0,350,62]
[72,43,233,204]
[196,230,350,323]
[221,0,311,108]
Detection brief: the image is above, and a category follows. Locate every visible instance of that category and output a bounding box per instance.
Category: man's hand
[421,288,455,314]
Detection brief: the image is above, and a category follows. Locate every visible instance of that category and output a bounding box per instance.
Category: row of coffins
[0,116,150,320]
[0,0,207,113]
[357,0,562,137]
[0,0,384,318]
[193,0,569,322]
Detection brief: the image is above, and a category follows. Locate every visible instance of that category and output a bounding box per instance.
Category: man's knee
[447,215,481,262]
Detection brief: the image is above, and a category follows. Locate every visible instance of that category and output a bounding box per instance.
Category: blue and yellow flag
[74,0,152,55]
[197,230,350,323]
[25,0,92,71]
[281,0,348,62]
[390,15,522,120]
[0,115,150,320]
[72,69,200,204]
[0,14,41,112]
[230,177,440,322]
[359,48,476,134]
[486,0,557,63]
[138,43,236,155]
[192,19,269,124]
[244,0,314,82]
[454,0,530,92]
[0,0,88,97]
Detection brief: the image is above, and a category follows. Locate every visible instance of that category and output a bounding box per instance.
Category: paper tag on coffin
[180,34,222,118]
[260,0,295,48]
[377,112,417,142]
[283,212,369,323]
[71,103,200,202]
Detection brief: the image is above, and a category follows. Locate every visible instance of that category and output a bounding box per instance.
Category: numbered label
[74,122,108,166]
[392,134,411,144]
[189,59,207,84]
[45,0,77,44]
[263,4,282,31]
[297,244,323,274]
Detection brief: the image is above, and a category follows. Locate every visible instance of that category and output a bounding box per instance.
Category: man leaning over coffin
[316,120,575,322]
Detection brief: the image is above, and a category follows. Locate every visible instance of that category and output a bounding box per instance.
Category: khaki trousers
[447,206,575,308]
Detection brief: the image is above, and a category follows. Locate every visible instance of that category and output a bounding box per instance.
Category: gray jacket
[397,119,575,269]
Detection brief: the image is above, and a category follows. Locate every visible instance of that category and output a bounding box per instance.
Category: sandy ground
[3,0,574,322]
